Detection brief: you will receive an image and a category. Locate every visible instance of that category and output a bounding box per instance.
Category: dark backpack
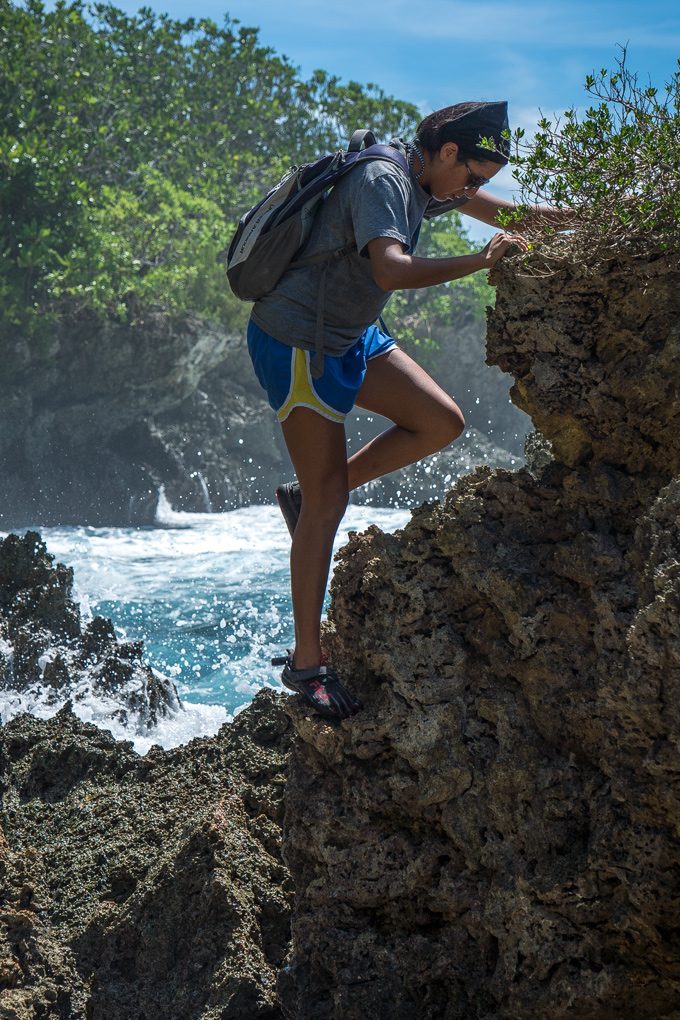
[226,130,467,377]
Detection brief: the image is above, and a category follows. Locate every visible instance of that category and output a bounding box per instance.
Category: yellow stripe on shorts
[277,348,346,424]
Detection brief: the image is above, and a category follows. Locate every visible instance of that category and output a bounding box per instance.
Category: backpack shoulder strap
[348,129,377,151]
[355,143,408,174]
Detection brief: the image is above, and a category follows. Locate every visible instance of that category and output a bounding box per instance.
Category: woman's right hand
[478,231,529,267]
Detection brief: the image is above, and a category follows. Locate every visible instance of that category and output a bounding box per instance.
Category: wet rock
[0,531,179,729]
[523,429,554,477]
[0,530,79,639]
[281,254,680,1019]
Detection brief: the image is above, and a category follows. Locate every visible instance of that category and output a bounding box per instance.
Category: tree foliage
[2,0,480,339]
[494,48,680,271]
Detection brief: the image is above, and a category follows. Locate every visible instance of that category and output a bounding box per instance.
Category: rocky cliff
[0,309,292,527]
[281,253,680,1018]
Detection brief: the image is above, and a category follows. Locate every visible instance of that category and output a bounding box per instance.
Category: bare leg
[280,407,348,670]
[277,349,462,669]
[347,347,465,490]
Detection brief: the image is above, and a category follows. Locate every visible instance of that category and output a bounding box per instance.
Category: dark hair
[416,101,510,164]
[416,103,483,159]
[417,102,481,156]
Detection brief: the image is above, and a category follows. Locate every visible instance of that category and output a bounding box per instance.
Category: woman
[247,101,555,720]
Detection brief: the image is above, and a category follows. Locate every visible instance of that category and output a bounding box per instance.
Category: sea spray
[1,505,409,751]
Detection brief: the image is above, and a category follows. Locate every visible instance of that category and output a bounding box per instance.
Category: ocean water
[1,497,410,753]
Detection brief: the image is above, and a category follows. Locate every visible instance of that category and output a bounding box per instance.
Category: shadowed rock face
[0,690,293,1019]
[281,255,680,1019]
[0,310,246,526]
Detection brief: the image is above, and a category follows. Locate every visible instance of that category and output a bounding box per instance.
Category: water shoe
[271,651,361,720]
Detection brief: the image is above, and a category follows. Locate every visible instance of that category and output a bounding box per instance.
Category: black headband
[439,101,510,165]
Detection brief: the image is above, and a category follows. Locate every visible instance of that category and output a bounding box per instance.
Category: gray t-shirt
[251,148,433,356]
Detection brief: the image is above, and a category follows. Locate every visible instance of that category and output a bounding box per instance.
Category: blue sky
[81,0,680,240]
[106,0,679,119]
[195,0,679,113]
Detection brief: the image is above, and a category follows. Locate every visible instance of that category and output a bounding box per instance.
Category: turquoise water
[2,500,409,751]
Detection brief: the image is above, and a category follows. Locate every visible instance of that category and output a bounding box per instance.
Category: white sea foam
[1,504,410,753]
[0,674,232,756]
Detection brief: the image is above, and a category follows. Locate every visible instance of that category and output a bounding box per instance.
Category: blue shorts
[247,319,397,423]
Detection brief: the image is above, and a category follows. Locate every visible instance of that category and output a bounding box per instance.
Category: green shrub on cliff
[496,48,680,268]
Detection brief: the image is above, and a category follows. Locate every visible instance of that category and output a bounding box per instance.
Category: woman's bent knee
[430,404,465,449]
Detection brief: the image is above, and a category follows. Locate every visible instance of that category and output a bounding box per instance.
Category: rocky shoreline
[0,531,294,1018]
[0,531,179,732]
[2,251,679,1018]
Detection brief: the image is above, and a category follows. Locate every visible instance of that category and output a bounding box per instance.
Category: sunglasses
[463,160,490,191]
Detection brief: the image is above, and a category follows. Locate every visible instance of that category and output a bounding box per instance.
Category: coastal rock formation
[0,686,292,1019]
[0,309,290,527]
[0,528,294,1018]
[281,254,680,1018]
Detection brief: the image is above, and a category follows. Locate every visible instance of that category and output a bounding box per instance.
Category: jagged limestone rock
[0,690,292,1019]
[281,254,680,1019]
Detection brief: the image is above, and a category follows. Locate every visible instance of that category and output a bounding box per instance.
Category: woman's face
[425,142,502,201]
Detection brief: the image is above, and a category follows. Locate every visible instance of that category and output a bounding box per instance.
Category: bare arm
[367,232,528,292]
[461,189,576,231]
